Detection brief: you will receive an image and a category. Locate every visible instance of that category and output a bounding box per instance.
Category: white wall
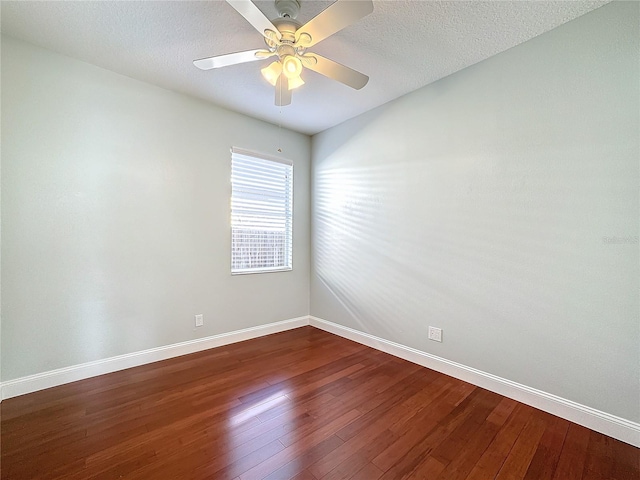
[1,36,310,381]
[311,1,639,423]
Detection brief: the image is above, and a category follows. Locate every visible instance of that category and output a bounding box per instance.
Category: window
[231,148,293,274]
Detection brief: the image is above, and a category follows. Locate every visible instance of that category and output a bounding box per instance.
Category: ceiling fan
[194,0,374,106]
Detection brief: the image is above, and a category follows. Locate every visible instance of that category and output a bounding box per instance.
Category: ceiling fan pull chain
[277,89,283,153]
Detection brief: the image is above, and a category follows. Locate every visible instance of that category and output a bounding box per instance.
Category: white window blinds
[231,148,293,274]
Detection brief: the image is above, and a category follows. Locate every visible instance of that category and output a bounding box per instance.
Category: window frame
[230,147,293,275]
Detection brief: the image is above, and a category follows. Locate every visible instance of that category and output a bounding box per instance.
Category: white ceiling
[1,0,609,135]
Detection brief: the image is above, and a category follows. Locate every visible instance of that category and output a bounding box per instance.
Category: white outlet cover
[195,314,204,327]
[428,326,442,342]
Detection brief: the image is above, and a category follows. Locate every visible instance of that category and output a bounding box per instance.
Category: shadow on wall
[311,143,636,403]
[314,160,566,343]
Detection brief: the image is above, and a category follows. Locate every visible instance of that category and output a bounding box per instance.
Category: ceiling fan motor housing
[271,18,301,43]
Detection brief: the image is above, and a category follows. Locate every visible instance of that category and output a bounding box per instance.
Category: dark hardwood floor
[2,326,638,479]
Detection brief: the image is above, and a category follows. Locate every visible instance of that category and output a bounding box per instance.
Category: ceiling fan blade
[305,54,369,90]
[226,0,282,40]
[295,0,373,48]
[275,75,292,106]
[193,49,271,70]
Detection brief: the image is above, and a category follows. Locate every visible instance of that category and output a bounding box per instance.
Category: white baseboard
[0,316,309,401]
[2,314,638,447]
[309,316,640,448]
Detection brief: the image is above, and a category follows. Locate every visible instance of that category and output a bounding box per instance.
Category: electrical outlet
[428,326,442,342]
[195,314,204,327]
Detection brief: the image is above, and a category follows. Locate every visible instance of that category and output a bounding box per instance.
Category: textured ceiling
[1,0,609,135]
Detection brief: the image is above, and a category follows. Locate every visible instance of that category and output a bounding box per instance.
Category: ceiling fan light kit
[282,56,303,79]
[287,73,305,90]
[194,0,374,106]
[261,61,283,86]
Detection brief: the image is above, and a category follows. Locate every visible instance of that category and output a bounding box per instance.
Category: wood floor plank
[318,429,400,480]
[204,439,288,480]
[372,382,481,474]
[428,394,512,480]
[350,462,384,480]
[307,416,401,478]
[464,403,533,480]
[494,409,549,480]
[610,436,640,480]
[261,435,344,480]
[1,326,637,480]
[551,422,591,480]
[522,414,570,480]
[581,430,615,480]
[289,470,318,480]
[376,388,502,480]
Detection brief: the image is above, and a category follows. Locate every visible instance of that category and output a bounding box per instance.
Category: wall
[311,1,639,423]
[1,36,310,381]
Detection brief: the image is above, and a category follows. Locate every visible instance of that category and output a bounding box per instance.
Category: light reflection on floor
[229,391,290,427]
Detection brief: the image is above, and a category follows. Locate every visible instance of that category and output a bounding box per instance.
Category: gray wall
[1,36,310,381]
[311,1,639,422]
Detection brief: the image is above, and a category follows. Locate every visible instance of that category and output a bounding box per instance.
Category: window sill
[231,267,293,275]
